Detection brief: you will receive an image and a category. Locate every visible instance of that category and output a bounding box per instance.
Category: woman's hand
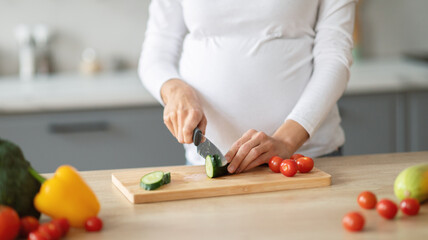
[161,78,207,144]
[225,129,292,174]
[225,120,309,174]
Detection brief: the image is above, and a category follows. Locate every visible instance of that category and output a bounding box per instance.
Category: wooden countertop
[47,152,428,239]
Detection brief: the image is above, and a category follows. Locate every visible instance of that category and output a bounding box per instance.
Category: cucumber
[206,154,229,178]
[140,171,171,190]
[163,172,171,185]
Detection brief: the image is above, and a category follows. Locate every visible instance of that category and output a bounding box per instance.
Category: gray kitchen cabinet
[0,107,185,173]
[407,91,428,151]
[338,93,404,155]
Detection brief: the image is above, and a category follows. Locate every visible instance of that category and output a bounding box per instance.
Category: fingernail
[228,165,235,173]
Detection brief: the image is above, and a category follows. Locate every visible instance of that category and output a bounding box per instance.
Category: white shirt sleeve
[138,0,187,105]
[286,0,356,136]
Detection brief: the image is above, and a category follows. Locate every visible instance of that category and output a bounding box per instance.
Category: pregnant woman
[139,0,356,173]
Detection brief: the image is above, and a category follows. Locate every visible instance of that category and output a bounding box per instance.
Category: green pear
[394,164,428,203]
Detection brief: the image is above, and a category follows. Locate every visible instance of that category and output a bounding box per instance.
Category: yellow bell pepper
[32,165,100,228]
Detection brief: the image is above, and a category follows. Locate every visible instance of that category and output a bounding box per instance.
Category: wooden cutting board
[112,165,331,204]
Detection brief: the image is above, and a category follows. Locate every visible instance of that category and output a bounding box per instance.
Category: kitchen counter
[1,58,428,114]
[346,58,428,95]
[48,152,428,239]
[0,71,158,114]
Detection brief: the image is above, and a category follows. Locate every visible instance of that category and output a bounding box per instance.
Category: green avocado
[0,139,41,218]
[394,164,428,203]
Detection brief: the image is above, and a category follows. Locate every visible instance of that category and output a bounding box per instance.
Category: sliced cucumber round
[206,154,229,178]
[140,171,169,190]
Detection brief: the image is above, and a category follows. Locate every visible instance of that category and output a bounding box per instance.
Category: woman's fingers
[243,152,271,172]
[177,111,185,143]
[234,132,269,173]
[225,129,257,163]
[182,125,194,144]
[198,115,208,135]
[163,108,206,144]
[182,109,204,144]
[235,143,268,174]
[227,131,261,174]
[227,130,287,174]
[163,109,177,138]
[163,116,175,139]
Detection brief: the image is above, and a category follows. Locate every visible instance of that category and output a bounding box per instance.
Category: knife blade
[193,128,228,166]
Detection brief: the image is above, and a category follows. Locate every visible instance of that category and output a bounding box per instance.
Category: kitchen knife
[193,128,228,166]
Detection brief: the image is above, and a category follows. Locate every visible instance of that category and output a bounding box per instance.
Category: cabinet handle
[48,121,109,134]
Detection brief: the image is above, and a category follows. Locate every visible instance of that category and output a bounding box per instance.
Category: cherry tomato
[269,156,283,173]
[376,199,398,219]
[290,153,304,160]
[0,206,20,240]
[28,231,50,240]
[280,159,298,177]
[400,198,420,216]
[357,191,377,209]
[51,218,70,237]
[19,216,39,238]
[342,212,365,232]
[296,157,314,173]
[39,222,62,240]
[85,216,103,232]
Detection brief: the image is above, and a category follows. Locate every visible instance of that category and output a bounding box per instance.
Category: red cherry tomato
[280,159,298,177]
[269,156,283,173]
[290,153,304,160]
[85,216,103,232]
[0,206,20,240]
[28,231,50,240]
[296,157,314,173]
[376,199,398,219]
[19,216,39,238]
[357,191,377,209]
[39,222,62,240]
[342,212,365,232]
[51,218,70,237]
[400,198,420,216]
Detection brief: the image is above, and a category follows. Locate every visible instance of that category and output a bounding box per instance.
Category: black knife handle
[193,128,202,146]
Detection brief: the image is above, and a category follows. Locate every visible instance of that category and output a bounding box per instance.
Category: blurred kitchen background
[1,0,428,172]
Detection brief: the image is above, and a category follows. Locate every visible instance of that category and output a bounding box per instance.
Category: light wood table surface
[47,152,428,240]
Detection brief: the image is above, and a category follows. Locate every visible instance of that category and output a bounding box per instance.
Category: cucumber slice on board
[206,154,229,178]
[140,171,170,190]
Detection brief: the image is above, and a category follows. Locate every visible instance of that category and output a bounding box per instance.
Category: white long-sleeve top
[139,0,356,165]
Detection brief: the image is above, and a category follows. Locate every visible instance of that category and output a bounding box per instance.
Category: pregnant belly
[179,35,314,135]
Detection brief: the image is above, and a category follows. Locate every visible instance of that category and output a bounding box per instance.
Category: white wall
[0,0,150,75]
[0,0,427,76]
[359,0,428,58]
